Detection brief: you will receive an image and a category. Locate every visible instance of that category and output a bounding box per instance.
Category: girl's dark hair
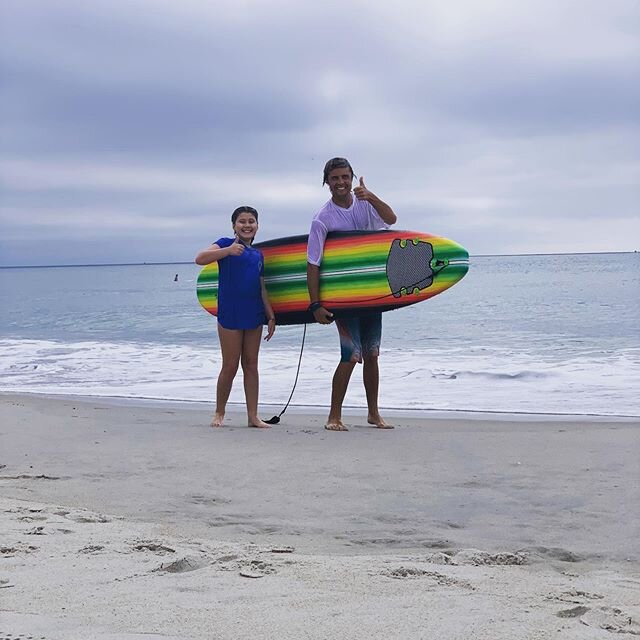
[231,205,259,223]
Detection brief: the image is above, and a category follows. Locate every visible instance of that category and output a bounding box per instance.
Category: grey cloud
[0,0,638,265]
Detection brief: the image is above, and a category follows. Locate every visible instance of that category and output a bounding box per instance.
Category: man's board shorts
[335,313,382,363]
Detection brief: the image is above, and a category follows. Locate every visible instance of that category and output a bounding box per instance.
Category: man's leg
[363,355,391,428]
[326,361,357,430]
[326,317,361,431]
[361,314,393,429]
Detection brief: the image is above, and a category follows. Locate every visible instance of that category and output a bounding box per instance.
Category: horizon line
[0,250,637,269]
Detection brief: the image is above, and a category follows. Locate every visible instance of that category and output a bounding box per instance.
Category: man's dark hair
[231,205,258,223]
[322,157,355,185]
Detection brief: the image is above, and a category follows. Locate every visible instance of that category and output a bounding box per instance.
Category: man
[307,157,397,431]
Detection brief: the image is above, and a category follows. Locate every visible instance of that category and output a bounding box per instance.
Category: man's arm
[306,220,334,324]
[353,177,397,225]
[307,263,334,324]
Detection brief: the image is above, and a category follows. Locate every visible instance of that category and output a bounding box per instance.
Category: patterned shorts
[335,313,382,363]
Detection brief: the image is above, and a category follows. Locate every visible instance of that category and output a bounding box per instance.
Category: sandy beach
[1,393,638,639]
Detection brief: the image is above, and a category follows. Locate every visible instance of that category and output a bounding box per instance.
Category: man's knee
[362,351,379,365]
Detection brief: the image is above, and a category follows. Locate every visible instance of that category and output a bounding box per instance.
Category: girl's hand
[227,236,245,256]
[264,317,276,341]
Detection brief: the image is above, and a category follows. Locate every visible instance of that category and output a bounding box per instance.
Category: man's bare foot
[368,414,394,429]
[210,413,224,427]
[248,418,271,429]
[325,419,348,431]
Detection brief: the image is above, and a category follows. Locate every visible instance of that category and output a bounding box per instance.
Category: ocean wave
[0,338,638,417]
[443,370,555,381]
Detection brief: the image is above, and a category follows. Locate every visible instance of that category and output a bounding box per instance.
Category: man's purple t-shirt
[307,198,389,266]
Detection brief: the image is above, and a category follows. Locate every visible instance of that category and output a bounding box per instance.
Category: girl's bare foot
[368,414,394,429]
[210,413,224,427]
[248,418,271,429]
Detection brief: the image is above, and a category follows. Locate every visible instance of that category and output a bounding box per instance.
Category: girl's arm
[195,240,244,265]
[261,277,276,341]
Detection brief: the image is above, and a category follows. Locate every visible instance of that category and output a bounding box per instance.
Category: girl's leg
[213,323,243,427]
[240,326,270,428]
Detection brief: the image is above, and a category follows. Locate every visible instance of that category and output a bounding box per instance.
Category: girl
[195,206,276,428]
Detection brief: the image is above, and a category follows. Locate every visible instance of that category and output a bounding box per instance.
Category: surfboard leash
[264,323,307,424]
[262,264,453,424]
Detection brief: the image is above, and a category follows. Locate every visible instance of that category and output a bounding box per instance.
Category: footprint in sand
[0,473,61,480]
[239,559,276,578]
[1,544,39,556]
[556,605,590,618]
[423,552,454,565]
[17,515,48,522]
[133,541,176,555]
[78,544,105,554]
[451,549,528,566]
[64,511,110,524]
[153,556,209,573]
[579,606,640,635]
[188,494,231,506]
[548,589,605,604]
[385,566,432,579]
[528,546,583,563]
[383,566,473,589]
[210,554,240,571]
[25,526,46,536]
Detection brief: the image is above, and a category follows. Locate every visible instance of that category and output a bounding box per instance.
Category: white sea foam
[2,254,638,418]
[1,338,638,417]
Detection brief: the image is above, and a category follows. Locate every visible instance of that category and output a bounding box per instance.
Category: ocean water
[1,253,638,417]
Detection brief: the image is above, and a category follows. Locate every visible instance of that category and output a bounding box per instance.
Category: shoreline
[3,390,639,422]
[1,392,639,638]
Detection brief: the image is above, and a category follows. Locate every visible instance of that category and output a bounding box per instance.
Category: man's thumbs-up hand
[354,176,373,202]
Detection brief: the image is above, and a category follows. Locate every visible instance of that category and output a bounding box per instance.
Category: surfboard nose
[387,238,435,297]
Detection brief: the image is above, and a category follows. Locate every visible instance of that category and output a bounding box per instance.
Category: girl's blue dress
[214,237,266,330]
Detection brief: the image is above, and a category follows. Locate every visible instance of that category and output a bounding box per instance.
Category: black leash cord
[263,263,451,424]
[264,323,307,424]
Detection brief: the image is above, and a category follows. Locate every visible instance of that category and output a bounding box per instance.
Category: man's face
[327,167,353,199]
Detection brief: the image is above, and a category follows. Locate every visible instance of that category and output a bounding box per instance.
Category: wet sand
[1,393,639,639]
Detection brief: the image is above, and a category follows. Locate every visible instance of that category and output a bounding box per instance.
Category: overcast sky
[1,0,638,265]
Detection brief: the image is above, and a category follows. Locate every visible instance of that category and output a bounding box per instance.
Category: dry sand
[1,393,638,639]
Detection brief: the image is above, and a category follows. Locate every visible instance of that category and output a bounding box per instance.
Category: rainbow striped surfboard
[197,230,469,325]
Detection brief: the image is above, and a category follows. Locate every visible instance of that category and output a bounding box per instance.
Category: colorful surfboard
[197,230,469,325]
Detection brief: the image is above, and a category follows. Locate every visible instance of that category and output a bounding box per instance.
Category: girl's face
[233,212,259,243]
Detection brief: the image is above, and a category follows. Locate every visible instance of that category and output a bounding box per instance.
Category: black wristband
[308,301,323,313]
